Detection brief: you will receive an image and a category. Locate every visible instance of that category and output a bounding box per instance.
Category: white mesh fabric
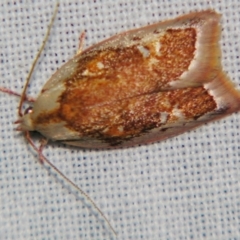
[0,0,240,239]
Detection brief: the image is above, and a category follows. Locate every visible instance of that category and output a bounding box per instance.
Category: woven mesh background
[0,0,240,239]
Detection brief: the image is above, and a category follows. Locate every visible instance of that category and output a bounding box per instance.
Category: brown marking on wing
[33,28,217,143]
[34,86,216,141]
[61,28,196,108]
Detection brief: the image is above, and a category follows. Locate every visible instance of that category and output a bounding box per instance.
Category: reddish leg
[0,86,35,102]
[25,131,48,164]
[77,31,86,55]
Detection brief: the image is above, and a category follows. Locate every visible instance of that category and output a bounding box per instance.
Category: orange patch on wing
[34,28,201,140]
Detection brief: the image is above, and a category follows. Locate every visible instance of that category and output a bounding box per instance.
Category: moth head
[17,106,35,131]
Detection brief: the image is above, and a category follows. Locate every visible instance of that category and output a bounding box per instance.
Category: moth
[18,10,240,148]
[1,7,240,237]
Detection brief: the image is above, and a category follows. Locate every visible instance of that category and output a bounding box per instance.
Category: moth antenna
[18,2,59,117]
[13,2,117,236]
[24,131,117,237]
[16,3,116,236]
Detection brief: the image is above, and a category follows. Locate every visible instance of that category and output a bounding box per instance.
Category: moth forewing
[21,10,240,149]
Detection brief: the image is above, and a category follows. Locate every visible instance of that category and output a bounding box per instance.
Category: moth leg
[0,87,35,102]
[38,138,49,164]
[24,132,46,164]
[76,31,86,55]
